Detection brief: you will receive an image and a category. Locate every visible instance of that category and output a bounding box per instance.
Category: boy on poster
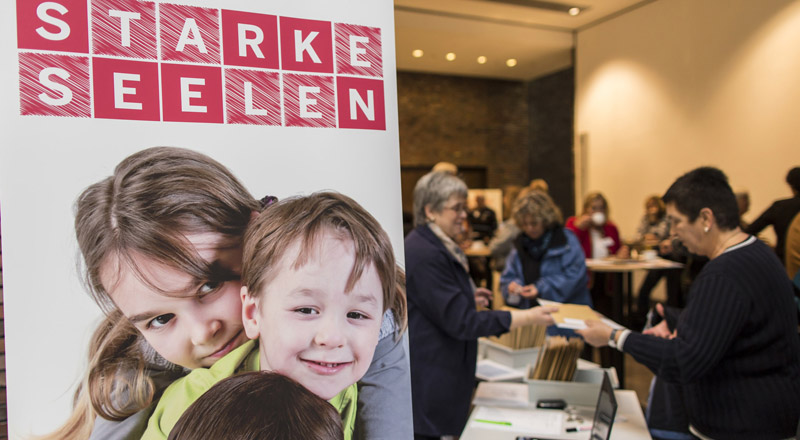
[142,192,403,439]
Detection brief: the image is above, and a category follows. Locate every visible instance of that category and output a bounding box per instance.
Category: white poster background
[0,1,401,437]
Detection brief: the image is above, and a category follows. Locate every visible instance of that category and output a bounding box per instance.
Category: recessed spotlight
[506,58,517,67]
[477,56,487,64]
[412,49,424,58]
[568,7,580,16]
[446,52,456,61]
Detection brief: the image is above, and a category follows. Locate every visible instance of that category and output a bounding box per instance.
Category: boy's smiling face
[242,231,384,400]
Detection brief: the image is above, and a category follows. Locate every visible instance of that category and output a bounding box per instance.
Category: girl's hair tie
[259,195,278,210]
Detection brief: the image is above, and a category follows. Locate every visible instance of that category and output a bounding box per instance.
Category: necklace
[712,229,745,259]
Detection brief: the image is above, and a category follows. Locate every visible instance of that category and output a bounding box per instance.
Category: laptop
[515,371,618,440]
[589,371,618,440]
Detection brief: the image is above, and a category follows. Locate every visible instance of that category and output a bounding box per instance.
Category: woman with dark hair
[404,171,556,440]
[578,167,800,439]
[745,166,800,264]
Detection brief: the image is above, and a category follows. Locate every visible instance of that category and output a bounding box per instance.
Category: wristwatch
[608,328,619,349]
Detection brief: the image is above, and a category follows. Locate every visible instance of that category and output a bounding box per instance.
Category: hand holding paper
[575,320,614,347]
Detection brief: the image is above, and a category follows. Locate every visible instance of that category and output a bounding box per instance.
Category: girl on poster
[43,146,411,440]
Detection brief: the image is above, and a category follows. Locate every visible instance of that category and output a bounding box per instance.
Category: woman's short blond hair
[512,190,563,229]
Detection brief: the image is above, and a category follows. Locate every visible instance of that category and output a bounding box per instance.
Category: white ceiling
[394,0,653,81]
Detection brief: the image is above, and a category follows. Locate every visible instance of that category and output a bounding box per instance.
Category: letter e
[349,35,370,68]
[113,72,142,110]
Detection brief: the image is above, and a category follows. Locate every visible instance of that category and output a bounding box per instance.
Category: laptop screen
[590,372,618,440]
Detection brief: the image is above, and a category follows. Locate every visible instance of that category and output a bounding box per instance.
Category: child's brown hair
[43,147,259,439]
[168,371,344,440]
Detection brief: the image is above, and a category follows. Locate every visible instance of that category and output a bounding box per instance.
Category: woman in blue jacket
[500,190,591,335]
[405,171,556,440]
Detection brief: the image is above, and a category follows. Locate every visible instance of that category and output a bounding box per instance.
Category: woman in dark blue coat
[405,171,556,439]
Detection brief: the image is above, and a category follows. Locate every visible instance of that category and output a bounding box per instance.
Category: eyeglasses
[442,203,468,213]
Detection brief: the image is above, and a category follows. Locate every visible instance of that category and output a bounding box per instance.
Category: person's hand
[659,239,673,255]
[520,284,538,298]
[615,245,630,259]
[508,281,523,296]
[642,304,677,339]
[643,320,675,339]
[508,281,538,298]
[575,320,613,347]
[474,287,492,308]
[575,214,592,230]
[528,305,557,326]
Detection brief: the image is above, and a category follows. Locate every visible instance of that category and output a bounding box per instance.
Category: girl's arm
[354,312,413,440]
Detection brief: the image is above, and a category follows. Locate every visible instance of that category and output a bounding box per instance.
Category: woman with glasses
[404,171,557,440]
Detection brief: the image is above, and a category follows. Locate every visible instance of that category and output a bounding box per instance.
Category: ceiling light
[477,56,487,64]
[412,49,423,58]
[568,7,580,16]
[506,58,517,67]
[446,52,456,61]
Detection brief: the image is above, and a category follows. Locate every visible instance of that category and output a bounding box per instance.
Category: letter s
[38,67,73,106]
[36,2,71,41]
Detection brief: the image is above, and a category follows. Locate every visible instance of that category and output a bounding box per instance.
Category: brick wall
[397,68,576,218]
[528,67,576,217]
[397,71,530,189]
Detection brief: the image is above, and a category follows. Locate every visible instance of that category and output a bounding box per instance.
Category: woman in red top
[566,192,629,259]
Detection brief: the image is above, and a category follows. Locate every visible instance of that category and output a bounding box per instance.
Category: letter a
[177,18,208,53]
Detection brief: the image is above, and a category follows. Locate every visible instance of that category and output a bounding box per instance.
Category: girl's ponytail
[37,310,163,440]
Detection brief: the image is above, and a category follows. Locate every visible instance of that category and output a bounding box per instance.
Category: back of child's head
[74,146,259,313]
[242,191,406,330]
[167,371,344,440]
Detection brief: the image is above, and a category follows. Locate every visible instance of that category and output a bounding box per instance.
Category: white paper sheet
[469,406,563,435]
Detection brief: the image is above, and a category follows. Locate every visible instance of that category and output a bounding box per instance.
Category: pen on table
[566,426,591,432]
[474,418,512,426]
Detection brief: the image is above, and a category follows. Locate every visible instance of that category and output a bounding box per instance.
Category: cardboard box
[523,367,606,407]
[479,337,540,369]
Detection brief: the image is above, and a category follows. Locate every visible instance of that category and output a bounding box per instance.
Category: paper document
[539,300,624,330]
[469,406,563,434]
[475,359,526,382]
[551,304,599,326]
[472,381,529,407]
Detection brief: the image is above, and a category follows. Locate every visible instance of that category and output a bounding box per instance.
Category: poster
[0,0,402,437]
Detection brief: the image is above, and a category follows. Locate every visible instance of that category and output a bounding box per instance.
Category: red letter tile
[336,77,385,130]
[335,23,382,78]
[279,17,333,74]
[93,58,160,121]
[225,69,281,126]
[18,53,90,117]
[92,0,156,59]
[161,63,223,123]
[160,4,220,64]
[283,74,335,128]
[17,0,88,53]
[221,10,279,70]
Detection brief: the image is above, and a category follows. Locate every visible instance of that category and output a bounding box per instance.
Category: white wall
[575,0,800,242]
